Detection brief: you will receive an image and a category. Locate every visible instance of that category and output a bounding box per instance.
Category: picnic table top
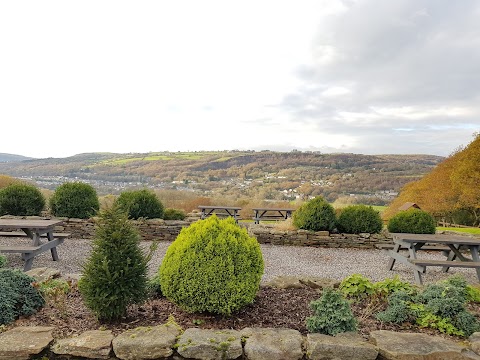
[391,233,480,246]
[198,205,242,210]
[252,208,295,211]
[0,219,64,229]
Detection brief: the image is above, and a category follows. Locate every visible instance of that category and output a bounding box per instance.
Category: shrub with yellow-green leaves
[159,215,264,316]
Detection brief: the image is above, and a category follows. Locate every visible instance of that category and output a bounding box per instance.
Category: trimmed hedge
[0,183,45,216]
[160,215,264,315]
[337,205,383,234]
[50,182,99,219]
[293,197,336,232]
[115,189,164,220]
[387,209,436,234]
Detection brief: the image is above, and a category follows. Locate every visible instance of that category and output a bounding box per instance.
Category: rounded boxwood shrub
[292,196,336,232]
[0,183,45,216]
[115,189,164,219]
[50,182,99,219]
[159,215,264,316]
[78,205,149,321]
[163,208,186,220]
[0,268,45,325]
[387,209,436,234]
[337,205,383,234]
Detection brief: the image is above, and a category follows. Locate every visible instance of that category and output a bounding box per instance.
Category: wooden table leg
[387,243,401,270]
[46,231,59,261]
[470,245,480,281]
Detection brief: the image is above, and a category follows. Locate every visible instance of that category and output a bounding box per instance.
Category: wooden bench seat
[0,231,71,238]
[0,245,42,253]
[376,243,451,251]
[409,259,480,268]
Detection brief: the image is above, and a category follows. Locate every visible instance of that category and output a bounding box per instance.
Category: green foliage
[466,285,480,303]
[0,269,45,325]
[50,182,99,219]
[160,215,264,316]
[0,255,6,268]
[38,279,70,300]
[377,274,480,337]
[292,197,336,232]
[387,209,436,234]
[376,291,414,324]
[336,205,383,234]
[163,208,186,220]
[306,288,358,335]
[115,189,164,220]
[373,276,416,298]
[78,205,149,321]
[146,273,163,298]
[0,183,45,216]
[340,274,375,298]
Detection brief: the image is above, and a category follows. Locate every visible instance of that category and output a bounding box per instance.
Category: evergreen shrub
[0,183,45,216]
[50,182,99,219]
[0,255,6,268]
[78,205,149,321]
[387,209,436,234]
[115,189,164,219]
[160,215,264,316]
[306,288,358,335]
[336,205,383,234]
[292,197,336,232]
[0,269,45,325]
[163,208,186,220]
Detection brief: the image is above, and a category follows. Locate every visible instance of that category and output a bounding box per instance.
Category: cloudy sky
[1,0,479,159]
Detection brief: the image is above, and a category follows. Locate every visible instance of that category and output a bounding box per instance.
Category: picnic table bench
[198,205,242,223]
[386,233,480,285]
[252,208,295,224]
[0,219,69,271]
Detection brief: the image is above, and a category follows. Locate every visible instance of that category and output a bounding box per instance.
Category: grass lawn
[437,227,480,235]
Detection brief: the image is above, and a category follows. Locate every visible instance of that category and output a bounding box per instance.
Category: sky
[1,0,479,159]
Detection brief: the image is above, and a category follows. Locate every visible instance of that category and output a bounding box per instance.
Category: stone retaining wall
[1,214,394,249]
[2,325,480,360]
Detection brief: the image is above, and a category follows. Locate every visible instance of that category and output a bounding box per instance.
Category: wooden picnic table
[252,208,295,224]
[0,219,68,271]
[198,205,242,223]
[386,233,480,285]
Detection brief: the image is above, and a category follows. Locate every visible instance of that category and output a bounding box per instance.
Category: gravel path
[1,237,479,285]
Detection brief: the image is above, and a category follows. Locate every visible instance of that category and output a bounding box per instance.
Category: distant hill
[384,134,480,224]
[0,153,33,163]
[0,151,444,203]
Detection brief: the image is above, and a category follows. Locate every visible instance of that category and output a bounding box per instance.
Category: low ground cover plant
[387,209,436,234]
[0,269,45,325]
[160,215,264,316]
[0,183,45,216]
[49,182,100,219]
[115,189,164,219]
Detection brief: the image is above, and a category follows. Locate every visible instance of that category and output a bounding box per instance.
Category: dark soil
[10,282,480,341]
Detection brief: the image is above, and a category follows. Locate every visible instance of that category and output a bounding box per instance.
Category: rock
[263,275,305,289]
[25,267,60,282]
[63,273,82,282]
[241,327,303,360]
[299,276,340,290]
[306,332,378,360]
[0,326,54,360]
[52,330,114,359]
[112,323,181,360]
[176,328,242,360]
[370,330,480,359]
[470,332,480,355]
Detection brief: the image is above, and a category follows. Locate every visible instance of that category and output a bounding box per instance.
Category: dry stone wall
[0,214,393,248]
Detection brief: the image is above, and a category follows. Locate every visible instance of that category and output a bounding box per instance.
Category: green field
[437,227,480,235]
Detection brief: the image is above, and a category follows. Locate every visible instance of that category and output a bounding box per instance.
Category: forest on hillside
[0,151,443,206]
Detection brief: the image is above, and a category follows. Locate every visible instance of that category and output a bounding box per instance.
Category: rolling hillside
[0,151,443,202]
